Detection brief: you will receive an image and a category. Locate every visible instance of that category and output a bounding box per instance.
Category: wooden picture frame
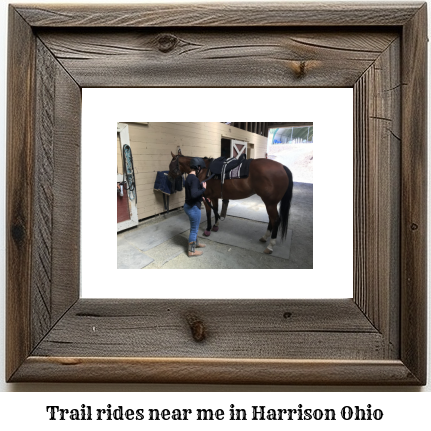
[6,2,427,385]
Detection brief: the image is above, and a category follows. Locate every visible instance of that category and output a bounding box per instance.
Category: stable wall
[119,122,267,220]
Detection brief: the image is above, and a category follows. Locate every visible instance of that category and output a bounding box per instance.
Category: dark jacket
[185,174,205,208]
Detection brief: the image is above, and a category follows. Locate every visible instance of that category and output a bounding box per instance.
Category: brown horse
[169,151,293,254]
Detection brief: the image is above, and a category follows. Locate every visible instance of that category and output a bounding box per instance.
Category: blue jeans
[184,203,201,243]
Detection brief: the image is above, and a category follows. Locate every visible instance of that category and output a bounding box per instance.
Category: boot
[188,241,203,257]
[196,237,206,248]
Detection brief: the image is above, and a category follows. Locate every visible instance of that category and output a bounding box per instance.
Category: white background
[0,0,430,419]
[81,88,353,299]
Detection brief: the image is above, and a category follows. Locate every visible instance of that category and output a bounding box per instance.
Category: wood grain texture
[15,2,423,27]
[50,50,81,325]
[400,3,428,384]
[37,29,398,87]
[6,8,36,381]
[31,40,81,349]
[6,2,427,385]
[32,40,56,348]
[32,299,383,359]
[353,38,401,358]
[11,357,420,385]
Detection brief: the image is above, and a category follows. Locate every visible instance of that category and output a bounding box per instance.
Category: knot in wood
[293,61,308,79]
[410,223,418,230]
[157,34,178,53]
[11,221,25,245]
[186,314,206,342]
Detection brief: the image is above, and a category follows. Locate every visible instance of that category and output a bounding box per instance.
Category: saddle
[206,155,252,202]
[208,154,246,176]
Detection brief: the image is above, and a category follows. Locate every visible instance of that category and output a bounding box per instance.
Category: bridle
[171,154,207,178]
[171,155,182,177]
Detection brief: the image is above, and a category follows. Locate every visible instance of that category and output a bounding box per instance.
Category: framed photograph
[6,2,427,384]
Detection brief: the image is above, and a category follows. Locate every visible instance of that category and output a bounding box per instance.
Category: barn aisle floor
[117,182,312,269]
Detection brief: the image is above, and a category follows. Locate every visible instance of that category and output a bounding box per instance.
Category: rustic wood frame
[6,2,427,385]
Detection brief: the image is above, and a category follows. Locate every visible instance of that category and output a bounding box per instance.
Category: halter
[172,154,210,179]
[172,155,182,177]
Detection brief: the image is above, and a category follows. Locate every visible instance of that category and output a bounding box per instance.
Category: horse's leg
[259,221,272,243]
[211,199,220,232]
[263,203,280,254]
[203,199,212,237]
[220,199,229,220]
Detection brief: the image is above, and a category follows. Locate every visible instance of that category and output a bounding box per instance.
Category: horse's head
[168,152,181,178]
[169,151,210,179]
[169,151,191,178]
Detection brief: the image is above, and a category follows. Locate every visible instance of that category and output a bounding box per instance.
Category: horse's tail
[279,166,293,240]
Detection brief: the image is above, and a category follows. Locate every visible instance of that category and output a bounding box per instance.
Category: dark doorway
[221,138,231,158]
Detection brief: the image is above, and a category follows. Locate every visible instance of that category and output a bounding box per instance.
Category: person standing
[183,157,208,257]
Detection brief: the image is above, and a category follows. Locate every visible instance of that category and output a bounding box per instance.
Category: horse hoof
[211,226,219,232]
[264,248,273,254]
[259,237,267,242]
[204,230,211,237]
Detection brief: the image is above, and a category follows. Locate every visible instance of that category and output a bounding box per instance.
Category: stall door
[231,139,247,159]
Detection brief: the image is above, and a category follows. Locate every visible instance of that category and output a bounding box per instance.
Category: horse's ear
[171,151,175,159]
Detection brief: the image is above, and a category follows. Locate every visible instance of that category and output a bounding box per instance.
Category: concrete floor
[117,182,312,269]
